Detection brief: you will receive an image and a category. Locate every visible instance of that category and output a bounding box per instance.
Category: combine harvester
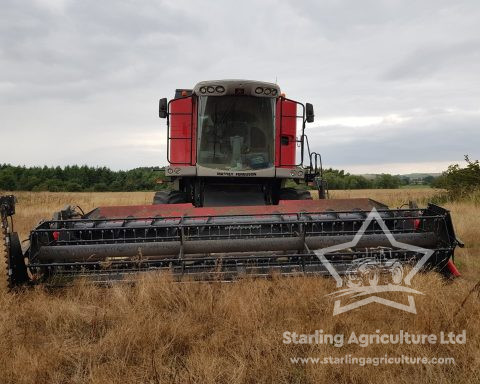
[1,80,462,287]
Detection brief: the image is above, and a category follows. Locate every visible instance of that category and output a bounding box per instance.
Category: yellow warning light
[181,90,188,97]
[281,92,286,97]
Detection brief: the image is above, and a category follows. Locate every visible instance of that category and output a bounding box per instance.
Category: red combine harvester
[1,79,462,287]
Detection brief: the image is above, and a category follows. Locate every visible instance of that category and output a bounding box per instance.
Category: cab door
[275,98,298,167]
[168,96,197,165]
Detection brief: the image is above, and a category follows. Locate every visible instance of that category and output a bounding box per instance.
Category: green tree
[0,173,17,190]
[373,174,401,189]
[64,182,83,192]
[436,156,480,199]
[93,183,109,192]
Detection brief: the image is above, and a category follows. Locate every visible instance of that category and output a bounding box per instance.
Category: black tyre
[167,191,188,204]
[153,191,188,204]
[278,187,312,200]
[5,232,30,288]
[153,191,169,204]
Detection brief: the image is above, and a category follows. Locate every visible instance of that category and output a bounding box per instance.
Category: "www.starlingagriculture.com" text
[290,355,455,366]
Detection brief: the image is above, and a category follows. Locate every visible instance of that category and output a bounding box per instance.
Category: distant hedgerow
[0,164,168,192]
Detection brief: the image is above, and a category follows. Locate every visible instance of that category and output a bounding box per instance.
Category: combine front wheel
[4,232,30,289]
[153,191,188,204]
[278,188,312,200]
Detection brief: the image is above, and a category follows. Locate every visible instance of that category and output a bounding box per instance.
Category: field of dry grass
[0,190,479,383]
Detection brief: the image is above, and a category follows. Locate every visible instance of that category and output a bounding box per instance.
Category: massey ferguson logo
[314,208,434,316]
[216,172,257,177]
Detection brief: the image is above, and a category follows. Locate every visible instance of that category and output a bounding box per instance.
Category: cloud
[383,40,480,81]
[308,108,480,170]
[0,0,479,173]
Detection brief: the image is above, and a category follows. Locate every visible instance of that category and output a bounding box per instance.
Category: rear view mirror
[159,98,168,118]
[306,103,314,123]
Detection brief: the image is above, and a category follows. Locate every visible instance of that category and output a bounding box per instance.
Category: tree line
[0,163,434,192]
[0,164,166,192]
[322,169,408,190]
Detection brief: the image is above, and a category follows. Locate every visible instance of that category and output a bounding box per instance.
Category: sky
[1,0,479,174]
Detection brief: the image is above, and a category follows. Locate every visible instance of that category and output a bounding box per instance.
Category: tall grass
[1,274,479,383]
[0,190,479,383]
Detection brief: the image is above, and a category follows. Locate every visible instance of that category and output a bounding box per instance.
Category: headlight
[264,88,271,95]
[215,85,225,93]
[207,86,214,93]
[199,87,206,94]
[271,89,278,96]
[255,87,263,94]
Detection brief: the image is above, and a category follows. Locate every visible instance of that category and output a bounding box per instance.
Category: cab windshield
[197,96,275,171]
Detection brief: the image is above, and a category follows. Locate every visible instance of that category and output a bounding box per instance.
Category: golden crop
[0,190,478,383]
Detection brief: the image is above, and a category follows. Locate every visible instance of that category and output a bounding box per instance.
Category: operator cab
[158,79,320,206]
[195,80,279,175]
[197,95,274,171]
